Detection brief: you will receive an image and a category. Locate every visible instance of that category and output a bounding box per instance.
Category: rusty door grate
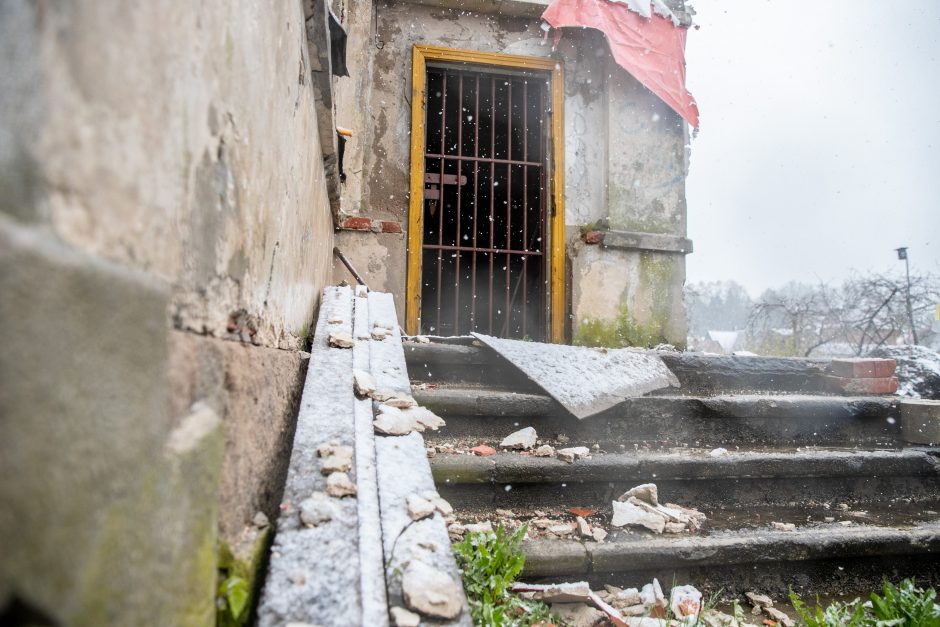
[420,66,549,340]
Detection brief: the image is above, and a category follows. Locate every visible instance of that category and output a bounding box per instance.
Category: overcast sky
[683,0,940,297]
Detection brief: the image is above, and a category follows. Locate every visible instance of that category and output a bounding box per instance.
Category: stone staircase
[405,338,940,599]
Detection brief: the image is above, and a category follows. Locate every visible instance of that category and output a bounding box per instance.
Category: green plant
[869,579,940,626]
[453,523,555,626]
[789,591,868,627]
[218,574,250,626]
[789,580,940,627]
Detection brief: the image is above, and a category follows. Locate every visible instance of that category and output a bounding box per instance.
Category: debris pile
[610,483,706,534]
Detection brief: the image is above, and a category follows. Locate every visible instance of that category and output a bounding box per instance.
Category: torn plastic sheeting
[541,0,699,128]
[471,333,680,419]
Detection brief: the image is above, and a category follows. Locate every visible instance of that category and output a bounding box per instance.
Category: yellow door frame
[405,44,566,343]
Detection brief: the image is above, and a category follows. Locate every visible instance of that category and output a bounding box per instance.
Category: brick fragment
[380,220,403,234]
[470,445,496,456]
[339,217,372,231]
[830,358,896,379]
[825,375,898,395]
[583,230,604,245]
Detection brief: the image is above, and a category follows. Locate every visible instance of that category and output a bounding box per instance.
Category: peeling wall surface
[332,0,691,345]
[0,0,334,624]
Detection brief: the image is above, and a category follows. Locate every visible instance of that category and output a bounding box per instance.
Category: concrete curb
[257,287,470,626]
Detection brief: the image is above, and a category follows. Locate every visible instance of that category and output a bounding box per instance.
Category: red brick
[583,230,604,245]
[470,445,497,456]
[339,217,373,231]
[825,375,898,395]
[380,220,403,234]
[830,358,896,379]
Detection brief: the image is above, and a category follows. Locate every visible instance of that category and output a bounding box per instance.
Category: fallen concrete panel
[471,333,679,418]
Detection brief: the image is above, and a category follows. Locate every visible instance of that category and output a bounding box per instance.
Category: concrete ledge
[601,230,693,255]
[432,449,940,485]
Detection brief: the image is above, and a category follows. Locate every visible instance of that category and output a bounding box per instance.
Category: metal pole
[904,254,919,345]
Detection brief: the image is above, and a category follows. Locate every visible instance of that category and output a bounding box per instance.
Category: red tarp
[542,0,699,128]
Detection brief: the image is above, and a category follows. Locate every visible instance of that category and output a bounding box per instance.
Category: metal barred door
[420,65,550,340]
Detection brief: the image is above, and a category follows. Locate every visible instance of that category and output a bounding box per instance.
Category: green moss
[606,184,673,235]
[573,304,666,348]
[216,526,273,627]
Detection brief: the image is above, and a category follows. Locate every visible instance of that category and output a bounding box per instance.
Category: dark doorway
[420,65,550,340]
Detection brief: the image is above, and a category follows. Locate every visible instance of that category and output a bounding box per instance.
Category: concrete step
[404,339,833,394]
[515,521,940,596]
[415,385,903,448]
[431,449,940,511]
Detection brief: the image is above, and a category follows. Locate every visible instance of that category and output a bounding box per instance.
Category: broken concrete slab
[611,500,666,533]
[618,483,658,505]
[406,493,437,521]
[471,332,679,419]
[500,426,538,450]
[374,405,416,435]
[353,368,377,397]
[401,561,464,620]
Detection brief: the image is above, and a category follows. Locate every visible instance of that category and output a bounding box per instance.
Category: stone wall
[330,0,691,345]
[0,0,334,624]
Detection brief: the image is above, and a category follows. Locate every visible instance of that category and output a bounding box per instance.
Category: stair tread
[431,448,940,484]
[516,520,940,576]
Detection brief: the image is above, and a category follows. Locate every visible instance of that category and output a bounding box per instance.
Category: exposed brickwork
[583,230,604,245]
[380,220,403,234]
[825,374,899,395]
[830,358,896,379]
[339,217,373,231]
[337,216,403,234]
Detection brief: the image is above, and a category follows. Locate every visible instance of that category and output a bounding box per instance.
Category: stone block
[830,358,896,379]
[166,331,307,542]
[900,399,940,445]
[824,374,898,395]
[0,217,222,626]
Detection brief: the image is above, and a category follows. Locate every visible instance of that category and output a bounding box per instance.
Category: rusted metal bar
[470,73,480,331]
[454,73,464,332]
[424,153,543,167]
[333,246,367,286]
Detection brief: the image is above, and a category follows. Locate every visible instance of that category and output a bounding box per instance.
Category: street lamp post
[895,247,919,345]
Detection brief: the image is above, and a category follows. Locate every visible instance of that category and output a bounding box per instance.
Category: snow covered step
[415,385,903,447]
[404,339,834,394]
[431,448,940,511]
[517,521,940,597]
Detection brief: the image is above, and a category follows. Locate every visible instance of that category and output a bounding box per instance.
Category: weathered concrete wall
[1,0,334,623]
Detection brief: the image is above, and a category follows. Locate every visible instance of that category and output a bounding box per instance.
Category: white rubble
[325,472,357,497]
[556,446,591,463]
[373,405,415,436]
[611,500,666,533]
[710,447,729,457]
[533,444,556,457]
[669,584,703,618]
[592,527,608,543]
[352,369,376,397]
[382,395,417,409]
[576,516,592,538]
[389,606,421,627]
[328,331,354,348]
[401,561,464,619]
[405,406,446,431]
[319,444,354,475]
[551,602,606,627]
[299,492,338,527]
[499,426,538,450]
[618,483,658,505]
[406,493,437,521]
